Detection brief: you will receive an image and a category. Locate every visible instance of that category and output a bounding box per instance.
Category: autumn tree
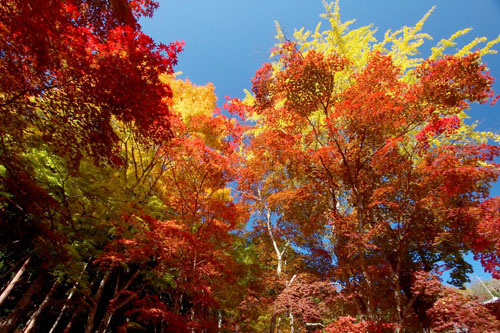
[0,67,248,330]
[0,0,251,330]
[0,0,182,266]
[233,1,500,331]
[0,0,195,331]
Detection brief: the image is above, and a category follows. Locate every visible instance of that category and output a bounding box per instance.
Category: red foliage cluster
[412,271,500,332]
[416,115,460,149]
[0,0,183,165]
[415,53,496,109]
[253,42,348,120]
[274,274,337,324]
[473,197,500,278]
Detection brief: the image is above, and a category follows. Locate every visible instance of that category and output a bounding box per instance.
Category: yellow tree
[95,75,246,331]
[0,72,246,331]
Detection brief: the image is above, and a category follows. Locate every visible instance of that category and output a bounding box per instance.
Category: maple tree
[0,0,183,164]
[232,2,500,331]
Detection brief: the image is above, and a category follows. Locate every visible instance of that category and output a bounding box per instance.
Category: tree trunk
[190,307,196,333]
[257,189,291,333]
[361,266,374,319]
[49,290,74,333]
[23,280,59,332]
[0,274,43,332]
[95,290,139,333]
[0,256,30,308]
[49,261,88,333]
[95,310,113,333]
[85,270,112,333]
[393,272,403,332]
[94,270,139,333]
[264,200,281,333]
[63,303,81,333]
[269,318,277,333]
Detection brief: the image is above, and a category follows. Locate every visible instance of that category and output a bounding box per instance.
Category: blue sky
[140,0,500,285]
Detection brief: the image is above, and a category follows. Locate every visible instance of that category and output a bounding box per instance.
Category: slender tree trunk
[174,293,183,314]
[48,261,88,333]
[269,250,283,332]
[361,266,374,319]
[263,195,281,333]
[23,280,59,332]
[0,255,29,287]
[96,294,138,333]
[257,189,291,333]
[286,275,296,333]
[190,307,196,333]
[0,256,30,308]
[0,274,43,332]
[95,310,113,333]
[85,270,112,333]
[63,303,81,333]
[48,288,73,333]
[94,270,140,333]
[96,290,139,333]
[391,249,404,332]
[269,318,276,333]
[393,272,403,333]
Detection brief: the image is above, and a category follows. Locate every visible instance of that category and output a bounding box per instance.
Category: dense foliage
[1,0,500,332]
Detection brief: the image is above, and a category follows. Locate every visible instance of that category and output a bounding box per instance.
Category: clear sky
[140,0,500,285]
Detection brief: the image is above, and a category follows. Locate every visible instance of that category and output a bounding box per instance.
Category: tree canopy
[1,0,500,332]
